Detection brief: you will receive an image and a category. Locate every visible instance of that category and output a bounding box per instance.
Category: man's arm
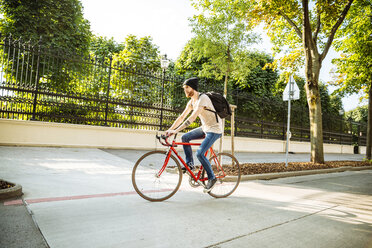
[167,101,192,131]
[173,106,203,133]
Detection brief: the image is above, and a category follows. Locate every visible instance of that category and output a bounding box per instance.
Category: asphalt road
[1,147,371,248]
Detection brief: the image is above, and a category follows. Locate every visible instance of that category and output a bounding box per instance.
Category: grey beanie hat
[183,77,198,91]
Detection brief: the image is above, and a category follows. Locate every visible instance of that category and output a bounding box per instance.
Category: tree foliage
[329,0,372,158]
[109,35,162,103]
[0,0,91,54]
[331,0,372,96]
[89,35,124,60]
[235,52,278,97]
[112,35,160,71]
[346,105,368,123]
[189,0,258,95]
[176,38,279,95]
[0,0,92,94]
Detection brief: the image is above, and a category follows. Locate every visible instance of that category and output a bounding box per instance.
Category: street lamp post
[339,109,344,144]
[160,54,170,130]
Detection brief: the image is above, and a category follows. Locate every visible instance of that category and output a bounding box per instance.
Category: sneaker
[203,178,217,193]
[182,163,195,174]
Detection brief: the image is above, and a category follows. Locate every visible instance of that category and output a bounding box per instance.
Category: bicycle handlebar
[156,133,177,146]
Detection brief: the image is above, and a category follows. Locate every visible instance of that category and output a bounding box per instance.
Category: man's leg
[195,132,222,179]
[181,127,205,167]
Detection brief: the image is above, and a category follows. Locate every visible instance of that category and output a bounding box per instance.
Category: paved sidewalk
[0,198,48,248]
[0,146,371,248]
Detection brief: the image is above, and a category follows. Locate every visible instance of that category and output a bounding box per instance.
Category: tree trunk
[305,73,324,163]
[303,0,324,164]
[304,53,324,163]
[366,84,372,159]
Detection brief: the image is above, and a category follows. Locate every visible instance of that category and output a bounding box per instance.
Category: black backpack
[201,92,232,122]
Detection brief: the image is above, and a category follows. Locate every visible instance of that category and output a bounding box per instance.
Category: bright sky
[80,0,364,111]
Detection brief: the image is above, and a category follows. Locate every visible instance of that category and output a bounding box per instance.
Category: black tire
[202,152,241,198]
[132,150,182,202]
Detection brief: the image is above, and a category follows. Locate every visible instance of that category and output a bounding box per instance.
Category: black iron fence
[0,35,367,147]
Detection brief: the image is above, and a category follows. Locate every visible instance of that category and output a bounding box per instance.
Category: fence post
[300,106,303,141]
[104,57,113,126]
[340,117,343,145]
[159,69,166,130]
[31,38,41,121]
[230,105,237,156]
[357,124,361,152]
[282,104,286,140]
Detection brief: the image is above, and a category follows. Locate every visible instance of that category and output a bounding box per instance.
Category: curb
[171,166,372,182]
[0,180,23,200]
[239,166,372,181]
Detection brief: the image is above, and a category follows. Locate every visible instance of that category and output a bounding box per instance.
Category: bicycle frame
[157,136,226,182]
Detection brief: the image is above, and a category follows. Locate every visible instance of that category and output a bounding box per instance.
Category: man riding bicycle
[166,77,222,193]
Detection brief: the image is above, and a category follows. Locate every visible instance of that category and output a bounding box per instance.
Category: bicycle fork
[156,149,172,177]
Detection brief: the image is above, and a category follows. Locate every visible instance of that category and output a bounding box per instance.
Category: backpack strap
[199,92,219,123]
[205,108,219,123]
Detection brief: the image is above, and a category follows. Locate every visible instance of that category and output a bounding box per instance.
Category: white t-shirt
[188,94,223,134]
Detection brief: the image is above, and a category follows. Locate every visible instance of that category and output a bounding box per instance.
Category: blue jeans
[181,127,222,179]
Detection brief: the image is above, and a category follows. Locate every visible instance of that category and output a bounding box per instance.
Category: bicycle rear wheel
[202,152,241,198]
[132,150,182,201]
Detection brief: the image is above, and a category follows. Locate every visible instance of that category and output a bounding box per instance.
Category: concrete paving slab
[214,205,372,248]
[0,147,135,199]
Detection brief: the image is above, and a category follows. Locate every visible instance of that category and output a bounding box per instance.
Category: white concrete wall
[0,118,362,154]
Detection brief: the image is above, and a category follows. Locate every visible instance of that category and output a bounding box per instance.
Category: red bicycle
[132,134,241,201]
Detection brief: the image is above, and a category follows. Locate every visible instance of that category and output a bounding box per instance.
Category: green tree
[113,35,160,70]
[235,0,355,163]
[235,51,279,97]
[0,0,92,93]
[111,35,161,102]
[190,0,258,96]
[176,38,211,78]
[89,35,124,59]
[0,0,91,54]
[176,39,280,101]
[331,0,372,158]
[176,38,225,90]
[346,105,368,123]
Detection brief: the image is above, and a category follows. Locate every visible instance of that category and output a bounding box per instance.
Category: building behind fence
[0,35,367,148]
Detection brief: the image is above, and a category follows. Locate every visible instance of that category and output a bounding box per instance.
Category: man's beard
[186,91,194,98]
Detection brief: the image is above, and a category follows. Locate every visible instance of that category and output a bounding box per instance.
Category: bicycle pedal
[182,167,195,174]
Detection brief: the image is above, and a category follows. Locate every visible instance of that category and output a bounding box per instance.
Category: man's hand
[165,129,177,137]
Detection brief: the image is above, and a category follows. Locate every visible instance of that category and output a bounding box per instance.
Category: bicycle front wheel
[203,152,241,198]
[132,150,182,201]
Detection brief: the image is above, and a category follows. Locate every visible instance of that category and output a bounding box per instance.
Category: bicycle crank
[188,176,201,188]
